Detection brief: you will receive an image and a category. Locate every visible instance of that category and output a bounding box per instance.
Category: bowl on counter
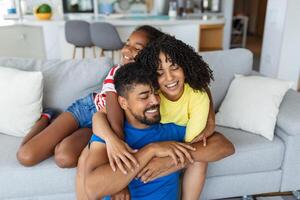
[33,4,52,20]
[34,12,52,20]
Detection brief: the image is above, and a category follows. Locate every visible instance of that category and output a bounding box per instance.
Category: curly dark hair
[136,34,214,92]
[114,62,158,98]
[134,25,165,44]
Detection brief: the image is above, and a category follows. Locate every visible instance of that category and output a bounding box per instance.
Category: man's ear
[118,96,128,110]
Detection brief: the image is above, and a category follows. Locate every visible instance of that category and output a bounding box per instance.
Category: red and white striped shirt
[94,65,121,111]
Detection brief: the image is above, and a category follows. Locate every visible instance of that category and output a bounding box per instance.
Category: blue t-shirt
[90,122,186,200]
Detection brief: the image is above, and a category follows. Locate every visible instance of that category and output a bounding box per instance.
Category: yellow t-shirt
[159,84,210,142]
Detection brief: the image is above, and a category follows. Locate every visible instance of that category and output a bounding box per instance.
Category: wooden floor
[246,35,263,57]
[245,35,263,72]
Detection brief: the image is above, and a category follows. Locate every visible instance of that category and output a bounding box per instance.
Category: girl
[90,34,215,200]
[16,25,165,169]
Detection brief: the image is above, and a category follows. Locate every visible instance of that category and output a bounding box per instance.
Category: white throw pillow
[216,74,293,140]
[0,67,43,137]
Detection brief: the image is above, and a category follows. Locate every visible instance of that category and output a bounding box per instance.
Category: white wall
[260,0,300,90]
[276,0,300,89]
[222,0,234,49]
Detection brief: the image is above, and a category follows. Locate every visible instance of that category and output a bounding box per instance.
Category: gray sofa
[0,48,299,200]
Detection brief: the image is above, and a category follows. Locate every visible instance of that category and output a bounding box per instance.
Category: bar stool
[65,20,95,59]
[90,22,123,61]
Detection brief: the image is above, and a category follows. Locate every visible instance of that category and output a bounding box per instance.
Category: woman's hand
[190,132,207,146]
[106,135,139,174]
[111,187,131,200]
[150,141,196,165]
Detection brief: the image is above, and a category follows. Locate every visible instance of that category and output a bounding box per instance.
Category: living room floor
[216,192,297,200]
[245,35,263,72]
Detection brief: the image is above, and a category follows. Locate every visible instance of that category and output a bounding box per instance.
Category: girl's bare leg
[20,117,50,146]
[54,128,92,168]
[76,147,90,200]
[17,112,79,166]
[181,161,208,200]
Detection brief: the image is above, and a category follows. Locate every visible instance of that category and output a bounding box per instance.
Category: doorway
[230,0,267,72]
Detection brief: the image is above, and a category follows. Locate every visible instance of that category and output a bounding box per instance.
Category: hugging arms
[83,59,234,199]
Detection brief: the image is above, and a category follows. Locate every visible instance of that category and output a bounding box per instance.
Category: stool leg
[73,46,76,59]
[93,46,96,58]
[82,47,85,59]
[100,49,104,57]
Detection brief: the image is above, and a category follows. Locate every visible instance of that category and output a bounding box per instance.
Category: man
[84,62,234,200]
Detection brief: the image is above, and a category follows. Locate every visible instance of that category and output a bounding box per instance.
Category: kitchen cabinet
[199,23,224,51]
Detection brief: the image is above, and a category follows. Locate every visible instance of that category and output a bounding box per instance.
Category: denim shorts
[66,93,97,128]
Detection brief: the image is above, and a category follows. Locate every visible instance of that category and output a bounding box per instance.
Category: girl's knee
[54,145,77,168]
[17,147,39,167]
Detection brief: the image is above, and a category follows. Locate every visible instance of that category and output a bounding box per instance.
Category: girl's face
[157,52,185,101]
[121,30,149,65]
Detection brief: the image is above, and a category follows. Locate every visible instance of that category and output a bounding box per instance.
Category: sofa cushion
[0,134,75,199]
[216,75,292,141]
[200,48,253,111]
[0,57,112,112]
[207,126,285,177]
[0,67,43,137]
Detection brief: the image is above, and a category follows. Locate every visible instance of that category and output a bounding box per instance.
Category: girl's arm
[105,91,124,139]
[93,96,139,174]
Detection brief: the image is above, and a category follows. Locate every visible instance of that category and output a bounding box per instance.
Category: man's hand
[111,187,131,200]
[150,141,196,165]
[106,136,139,174]
[136,157,174,183]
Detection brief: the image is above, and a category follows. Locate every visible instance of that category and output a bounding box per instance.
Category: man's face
[119,84,161,127]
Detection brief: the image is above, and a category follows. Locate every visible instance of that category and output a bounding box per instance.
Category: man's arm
[191,132,234,161]
[85,142,154,200]
[85,141,195,200]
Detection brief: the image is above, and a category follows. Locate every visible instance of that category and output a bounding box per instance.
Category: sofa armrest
[277,89,300,136]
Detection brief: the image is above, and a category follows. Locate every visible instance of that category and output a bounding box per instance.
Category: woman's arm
[190,88,215,144]
[185,90,210,142]
[138,132,235,183]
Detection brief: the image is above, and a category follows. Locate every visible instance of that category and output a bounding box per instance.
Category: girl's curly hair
[134,25,165,44]
[136,34,214,92]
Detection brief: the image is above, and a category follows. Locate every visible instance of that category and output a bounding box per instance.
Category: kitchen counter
[0,13,225,59]
[2,13,224,26]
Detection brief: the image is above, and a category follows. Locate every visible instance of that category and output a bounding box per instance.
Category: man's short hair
[114,62,158,98]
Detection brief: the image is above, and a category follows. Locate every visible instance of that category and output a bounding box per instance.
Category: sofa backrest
[200,48,253,111]
[0,57,112,112]
[0,48,253,113]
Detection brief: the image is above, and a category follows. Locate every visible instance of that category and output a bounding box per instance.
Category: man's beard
[129,105,161,126]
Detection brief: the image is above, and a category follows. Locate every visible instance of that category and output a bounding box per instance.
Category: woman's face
[121,30,149,65]
[157,52,185,101]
